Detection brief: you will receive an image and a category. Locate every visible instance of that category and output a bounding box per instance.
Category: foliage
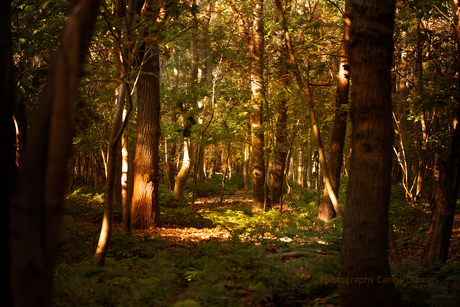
[392,261,460,307]
[389,183,431,245]
[56,172,460,306]
[65,176,122,223]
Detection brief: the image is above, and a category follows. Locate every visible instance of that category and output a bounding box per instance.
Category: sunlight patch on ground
[145,227,230,242]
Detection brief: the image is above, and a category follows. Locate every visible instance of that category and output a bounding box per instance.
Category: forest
[1,0,460,306]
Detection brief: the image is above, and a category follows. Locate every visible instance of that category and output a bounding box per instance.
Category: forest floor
[55,175,460,307]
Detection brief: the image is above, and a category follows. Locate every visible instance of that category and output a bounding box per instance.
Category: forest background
[2,0,460,306]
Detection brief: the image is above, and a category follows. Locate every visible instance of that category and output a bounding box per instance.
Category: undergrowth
[55,175,460,306]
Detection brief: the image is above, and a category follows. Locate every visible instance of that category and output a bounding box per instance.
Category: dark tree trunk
[0,0,15,304]
[422,124,460,261]
[271,98,288,205]
[422,0,460,263]
[131,44,162,229]
[10,0,100,305]
[340,0,400,306]
[318,0,350,222]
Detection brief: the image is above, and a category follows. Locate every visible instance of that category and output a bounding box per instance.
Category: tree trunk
[340,1,400,306]
[274,0,341,216]
[229,0,266,211]
[10,0,100,304]
[250,0,266,211]
[1,0,15,303]
[306,128,313,190]
[220,142,230,203]
[95,83,128,266]
[271,98,288,205]
[174,135,192,199]
[168,48,179,191]
[317,0,350,222]
[422,1,460,262]
[121,121,131,233]
[131,44,162,229]
[243,141,251,190]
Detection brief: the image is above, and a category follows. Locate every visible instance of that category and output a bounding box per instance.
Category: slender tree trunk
[317,0,350,222]
[175,0,199,198]
[174,135,192,198]
[250,0,266,211]
[340,1,400,306]
[229,0,266,210]
[274,0,341,216]
[121,122,131,232]
[10,0,100,304]
[271,98,288,205]
[95,83,128,266]
[220,142,230,203]
[168,48,179,191]
[131,44,162,229]
[306,128,313,191]
[243,141,251,190]
[272,14,291,204]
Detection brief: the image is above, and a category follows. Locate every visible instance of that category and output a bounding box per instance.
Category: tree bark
[271,98,288,205]
[250,0,266,211]
[229,0,266,211]
[174,135,192,199]
[317,0,350,222]
[340,1,400,306]
[0,0,15,304]
[131,43,162,229]
[274,0,341,216]
[243,140,251,190]
[95,83,129,266]
[422,1,460,262]
[10,0,100,305]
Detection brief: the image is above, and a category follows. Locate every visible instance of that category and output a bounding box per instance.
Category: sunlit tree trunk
[243,141,251,190]
[196,2,212,183]
[95,83,128,266]
[121,122,131,232]
[175,0,198,198]
[131,43,162,229]
[414,16,426,200]
[340,0,400,306]
[306,128,313,190]
[250,0,266,211]
[174,135,192,199]
[229,0,266,210]
[10,0,100,304]
[318,0,350,222]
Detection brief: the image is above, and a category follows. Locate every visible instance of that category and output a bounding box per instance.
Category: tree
[175,0,199,200]
[271,0,291,206]
[274,0,341,216]
[228,0,266,211]
[318,0,350,222]
[340,0,400,306]
[422,0,460,262]
[10,0,100,305]
[0,0,15,304]
[131,0,168,229]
